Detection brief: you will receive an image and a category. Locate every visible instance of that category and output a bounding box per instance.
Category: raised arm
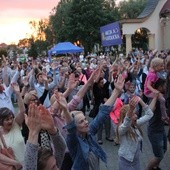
[2,55,9,86]
[76,68,100,99]
[48,63,58,90]
[23,104,42,170]
[39,105,66,169]
[105,74,125,106]
[21,76,29,98]
[118,96,139,136]
[56,93,73,124]
[63,73,78,98]
[13,83,25,126]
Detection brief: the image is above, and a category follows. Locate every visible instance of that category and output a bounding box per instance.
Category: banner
[100,22,122,47]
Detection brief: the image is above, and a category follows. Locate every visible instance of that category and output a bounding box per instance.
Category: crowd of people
[0,48,169,170]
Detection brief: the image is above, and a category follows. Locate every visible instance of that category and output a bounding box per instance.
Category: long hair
[116,105,143,143]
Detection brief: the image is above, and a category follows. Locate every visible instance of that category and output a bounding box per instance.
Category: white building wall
[122,0,167,51]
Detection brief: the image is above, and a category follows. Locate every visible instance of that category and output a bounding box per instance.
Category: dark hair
[154,78,166,89]
[0,107,14,126]
[97,77,104,84]
[37,147,53,170]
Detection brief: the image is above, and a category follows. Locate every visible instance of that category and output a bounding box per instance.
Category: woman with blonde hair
[57,75,125,170]
[117,95,158,170]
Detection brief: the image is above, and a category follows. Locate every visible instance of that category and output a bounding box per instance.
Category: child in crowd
[122,81,138,104]
[144,58,169,123]
[117,95,157,170]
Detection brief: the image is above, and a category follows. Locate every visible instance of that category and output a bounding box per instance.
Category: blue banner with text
[100,22,122,47]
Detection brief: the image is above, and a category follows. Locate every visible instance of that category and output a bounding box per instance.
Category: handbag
[0,131,15,170]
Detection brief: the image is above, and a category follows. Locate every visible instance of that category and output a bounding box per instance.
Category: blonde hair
[70,111,83,117]
[24,90,37,105]
[116,104,143,142]
[70,111,84,124]
[150,58,163,70]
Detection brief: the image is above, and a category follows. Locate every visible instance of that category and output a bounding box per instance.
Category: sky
[0,0,59,44]
[0,0,122,45]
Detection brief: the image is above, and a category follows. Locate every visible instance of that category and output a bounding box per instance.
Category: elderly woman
[57,75,125,170]
[0,83,25,169]
[117,95,158,170]
[22,74,50,149]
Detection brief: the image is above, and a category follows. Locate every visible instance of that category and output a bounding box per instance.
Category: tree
[46,0,72,45]
[65,0,119,53]
[118,0,147,19]
[18,38,30,47]
[27,19,50,57]
[28,39,38,59]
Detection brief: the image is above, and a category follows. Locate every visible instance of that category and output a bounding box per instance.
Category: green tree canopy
[118,0,147,19]
[48,0,119,53]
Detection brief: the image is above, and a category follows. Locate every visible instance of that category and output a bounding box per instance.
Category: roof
[120,0,160,24]
[120,18,146,24]
[50,42,83,54]
[160,0,170,16]
[137,0,160,19]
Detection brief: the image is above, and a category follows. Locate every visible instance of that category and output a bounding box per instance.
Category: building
[121,0,170,54]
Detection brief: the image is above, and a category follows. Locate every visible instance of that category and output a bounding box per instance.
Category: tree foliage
[48,0,119,53]
[118,0,147,19]
[21,0,148,55]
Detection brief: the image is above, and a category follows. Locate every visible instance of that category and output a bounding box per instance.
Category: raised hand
[11,83,20,93]
[39,105,57,135]
[23,76,29,86]
[32,60,38,69]
[42,73,48,82]
[56,93,68,112]
[2,55,7,65]
[88,68,100,84]
[25,104,41,133]
[67,73,78,89]
[114,74,125,92]
[129,96,139,111]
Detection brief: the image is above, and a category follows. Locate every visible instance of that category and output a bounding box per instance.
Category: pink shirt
[144,70,158,96]
[110,98,123,124]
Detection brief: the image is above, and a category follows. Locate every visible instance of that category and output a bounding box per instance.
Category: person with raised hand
[23,103,66,170]
[117,94,158,170]
[49,69,100,170]
[29,60,59,108]
[0,83,25,169]
[56,74,125,170]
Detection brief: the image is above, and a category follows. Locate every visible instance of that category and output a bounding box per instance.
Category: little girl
[144,57,169,123]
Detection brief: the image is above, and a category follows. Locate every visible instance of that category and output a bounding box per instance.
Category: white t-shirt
[0,122,25,165]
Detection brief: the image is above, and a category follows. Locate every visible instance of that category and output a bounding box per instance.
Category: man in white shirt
[29,67,59,108]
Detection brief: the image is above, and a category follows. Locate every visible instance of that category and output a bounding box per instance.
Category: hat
[24,90,37,105]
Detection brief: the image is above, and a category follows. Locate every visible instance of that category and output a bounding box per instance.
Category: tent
[50,42,83,55]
